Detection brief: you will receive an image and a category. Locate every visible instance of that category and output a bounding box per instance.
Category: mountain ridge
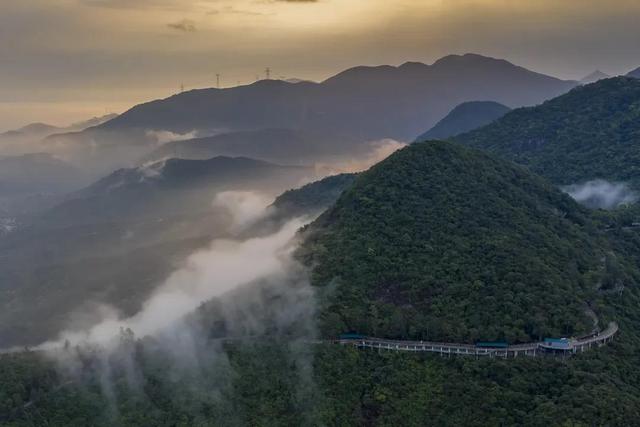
[415,101,511,141]
[454,77,640,187]
[61,53,576,145]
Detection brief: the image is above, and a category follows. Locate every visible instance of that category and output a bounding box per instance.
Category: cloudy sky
[1,0,640,131]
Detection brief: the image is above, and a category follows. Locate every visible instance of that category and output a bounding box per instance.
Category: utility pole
[180,83,184,93]
[216,74,221,88]
[265,67,271,80]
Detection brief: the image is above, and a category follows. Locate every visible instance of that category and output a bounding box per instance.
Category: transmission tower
[216,74,221,88]
[265,67,271,80]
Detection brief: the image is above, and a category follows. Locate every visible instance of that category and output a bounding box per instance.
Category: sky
[1,0,640,131]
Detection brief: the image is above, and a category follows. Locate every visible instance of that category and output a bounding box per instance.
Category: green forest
[4,141,640,426]
[455,77,640,187]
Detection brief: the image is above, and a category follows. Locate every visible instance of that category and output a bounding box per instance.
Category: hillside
[455,77,640,187]
[301,141,617,343]
[628,67,640,78]
[414,101,510,141]
[270,173,357,218]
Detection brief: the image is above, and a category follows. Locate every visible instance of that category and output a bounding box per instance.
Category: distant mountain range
[99,53,575,140]
[0,114,118,161]
[628,67,640,78]
[142,128,363,166]
[455,77,640,187]
[0,114,117,143]
[0,155,317,346]
[580,70,610,84]
[44,156,314,227]
[44,54,577,172]
[0,153,86,197]
[414,101,511,141]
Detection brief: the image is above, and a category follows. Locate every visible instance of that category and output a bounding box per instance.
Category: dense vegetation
[4,141,640,425]
[415,101,510,141]
[455,77,640,187]
[271,173,357,218]
[301,141,621,343]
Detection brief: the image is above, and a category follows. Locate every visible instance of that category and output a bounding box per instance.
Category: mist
[562,179,638,209]
[315,139,407,175]
[26,190,320,423]
[46,212,309,349]
[145,129,199,145]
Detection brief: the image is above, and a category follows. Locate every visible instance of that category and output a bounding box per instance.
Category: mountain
[46,54,576,172]
[43,156,314,227]
[5,140,640,425]
[0,114,118,158]
[142,128,362,166]
[0,123,60,139]
[301,140,615,343]
[455,77,640,187]
[414,101,511,141]
[628,67,640,78]
[0,153,86,197]
[0,114,117,142]
[100,54,574,140]
[0,156,316,346]
[580,70,610,84]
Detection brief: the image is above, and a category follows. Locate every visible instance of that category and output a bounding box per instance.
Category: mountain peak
[304,140,600,343]
[580,70,610,84]
[432,53,512,67]
[415,100,511,141]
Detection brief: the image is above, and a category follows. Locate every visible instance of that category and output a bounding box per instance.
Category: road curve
[337,322,619,358]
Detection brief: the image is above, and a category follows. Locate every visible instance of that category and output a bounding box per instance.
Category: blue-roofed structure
[540,337,573,351]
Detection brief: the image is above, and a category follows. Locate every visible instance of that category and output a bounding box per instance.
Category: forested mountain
[268,173,357,222]
[301,141,617,343]
[3,141,640,425]
[414,101,510,141]
[455,77,640,187]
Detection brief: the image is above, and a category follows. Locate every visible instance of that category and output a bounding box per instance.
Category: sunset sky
[2,0,640,131]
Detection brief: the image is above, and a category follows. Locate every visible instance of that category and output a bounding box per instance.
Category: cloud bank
[563,179,638,209]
